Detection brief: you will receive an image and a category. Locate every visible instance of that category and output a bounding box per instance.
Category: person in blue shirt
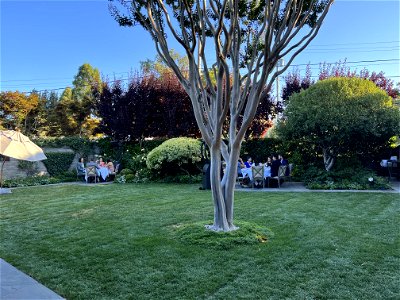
[237,157,245,177]
[244,157,253,168]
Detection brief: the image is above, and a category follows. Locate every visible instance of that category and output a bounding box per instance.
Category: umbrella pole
[0,157,5,189]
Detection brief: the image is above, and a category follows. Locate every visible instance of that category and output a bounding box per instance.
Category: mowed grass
[0,183,399,299]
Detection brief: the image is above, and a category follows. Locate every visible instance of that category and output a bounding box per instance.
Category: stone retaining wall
[1,147,78,180]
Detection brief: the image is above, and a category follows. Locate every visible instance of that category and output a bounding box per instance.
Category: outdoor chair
[269,165,288,188]
[86,166,98,183]
[251,165,265,188]
[237,172,245,186]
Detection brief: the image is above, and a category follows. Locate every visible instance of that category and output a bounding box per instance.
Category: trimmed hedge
[34,136,95,155]
[42,152,75,177]
[146,137,202,176]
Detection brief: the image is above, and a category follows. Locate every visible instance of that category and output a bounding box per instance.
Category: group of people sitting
[76,157,116,182]
[237,154,290,187]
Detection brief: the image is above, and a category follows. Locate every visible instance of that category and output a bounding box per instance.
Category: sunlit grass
[1,183,399,299]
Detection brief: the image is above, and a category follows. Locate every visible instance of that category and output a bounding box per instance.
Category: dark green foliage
[35,136,95,156]
[42,152,75,177]
[241,138,284,162]
[119,168,133,175]
[2,175,60,188]
[303,165,391,190]
[54,171,78,182]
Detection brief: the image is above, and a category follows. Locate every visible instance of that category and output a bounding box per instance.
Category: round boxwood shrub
[146,137,202,176]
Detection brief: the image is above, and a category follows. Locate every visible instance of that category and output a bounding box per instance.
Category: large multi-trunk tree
[109,0,334,231]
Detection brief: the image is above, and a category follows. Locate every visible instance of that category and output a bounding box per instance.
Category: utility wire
[3,58,399,94]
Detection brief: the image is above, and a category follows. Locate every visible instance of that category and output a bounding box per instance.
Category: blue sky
[1,0,399,94]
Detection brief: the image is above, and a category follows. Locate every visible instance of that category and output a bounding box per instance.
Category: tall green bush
[146,137,202,176]
[277,77,400,171]
[241,138,284,162]
[42,152,75,177]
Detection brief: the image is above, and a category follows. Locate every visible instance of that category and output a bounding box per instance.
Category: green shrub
[42,152,75,177]
[146,137,202,177]
[124,174,135,183]
[54,171,77,182]
[115,174,126,184]
[303,165,391,190]
[120,168,134,175]
[17,161,39,176]
[2,175,60,188]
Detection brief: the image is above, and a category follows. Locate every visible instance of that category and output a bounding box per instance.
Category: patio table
[241,166,271,181]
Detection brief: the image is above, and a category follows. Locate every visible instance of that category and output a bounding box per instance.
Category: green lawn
[1,183,399,299]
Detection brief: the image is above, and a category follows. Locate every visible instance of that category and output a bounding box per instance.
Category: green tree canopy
[277,77,400,171]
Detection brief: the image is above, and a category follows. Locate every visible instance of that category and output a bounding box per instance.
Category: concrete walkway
[0,259,64,300]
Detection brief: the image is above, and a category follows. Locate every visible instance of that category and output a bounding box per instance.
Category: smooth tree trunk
[206,142,242,231]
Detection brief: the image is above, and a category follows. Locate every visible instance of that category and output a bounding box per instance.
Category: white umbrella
[0,130,47,193]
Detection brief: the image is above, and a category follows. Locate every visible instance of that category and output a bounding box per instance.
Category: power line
[3,58,399,94]
[290,58,400,67]
[303,48,399,54]
[307,40,399,47]
[0,76,74,83]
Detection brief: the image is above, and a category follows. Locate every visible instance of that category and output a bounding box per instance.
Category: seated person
[265,157,272,167]
[237,158,245,177]
[98,157,106,168]
[270,154,281,177]
[264,158,272,178]
[76,157,86,178]
[244,157,253,168]
[107,159,115,173]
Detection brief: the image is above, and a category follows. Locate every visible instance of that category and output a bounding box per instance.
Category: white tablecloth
[241,166,271,181]
[98,167,109,181]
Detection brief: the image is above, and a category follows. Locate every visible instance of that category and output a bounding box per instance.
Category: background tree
[281,65,313,102]
[110,0,333,231]
[42,91,62,136]
[282,60,398,102]
[141,49,189,78]
[277,77,400,171]
[95,73,200,141]
[23,91,48,136]
[55,87,78,136]
[0,91,39,133]
[55,63,102,137]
